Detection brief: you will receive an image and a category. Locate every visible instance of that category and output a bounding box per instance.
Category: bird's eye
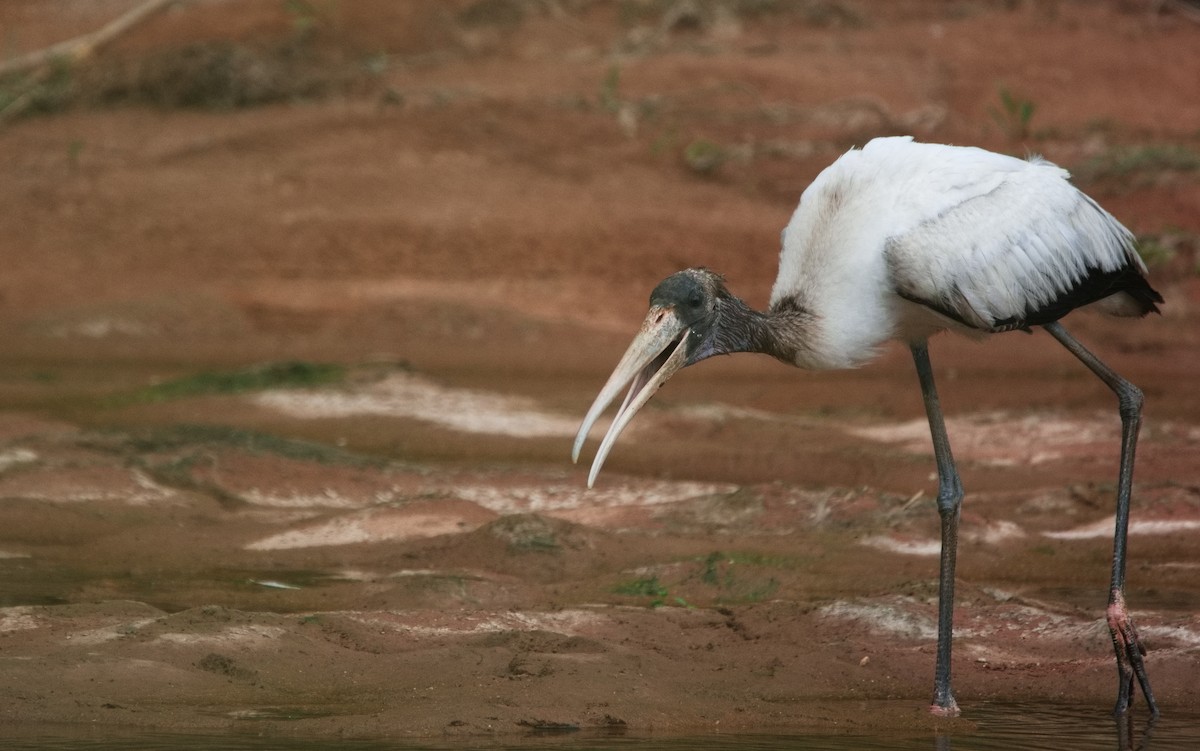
[688,293,703,309]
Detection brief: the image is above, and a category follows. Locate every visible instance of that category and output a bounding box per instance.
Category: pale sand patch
[1142,623,1200,648]
[0,466,176,505]
[861,520,1025,556]
[253,372,581,438]
[244,502,497,551]
[448,480,738,514]
[965,609,1200,650]
[346,608,603,638]
[1043,517,1200,540]
[860,536,941,556]
[971,520,1026,545]
[238,480,738,543]
[70,618,160,646]
[243,488,370,509]
[46,317,157,339]
[0,606,39,632]
[847,412,1118,466]
[817,598,941,641]
[156,624,287,645]
[0,448,38,471]
[236,479,729,549]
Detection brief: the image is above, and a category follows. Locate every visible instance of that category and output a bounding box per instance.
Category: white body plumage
[771,136,1147,369]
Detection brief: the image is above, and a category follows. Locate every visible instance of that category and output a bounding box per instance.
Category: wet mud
[0,0,1198,741]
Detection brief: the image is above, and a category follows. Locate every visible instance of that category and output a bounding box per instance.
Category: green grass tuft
[125,361,344,404]
[1076,145,1200,183]
[989,87,1036,141]
[683,138,726,174]
[106,424,381,467]
[614,576,673,607]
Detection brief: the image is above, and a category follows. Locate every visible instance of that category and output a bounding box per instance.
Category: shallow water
[8,704,1195,750]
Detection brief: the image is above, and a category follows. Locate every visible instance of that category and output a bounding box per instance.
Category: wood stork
[572,136,1163,718]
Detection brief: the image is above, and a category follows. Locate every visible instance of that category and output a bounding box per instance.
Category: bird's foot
[1107,587,1158,717]
[929,687,960,718]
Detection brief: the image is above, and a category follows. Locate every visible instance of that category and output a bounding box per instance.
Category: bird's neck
[717,295,816,366]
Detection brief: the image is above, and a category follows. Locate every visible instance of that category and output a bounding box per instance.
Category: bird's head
[648,267,733,364]
[572,267,737,487]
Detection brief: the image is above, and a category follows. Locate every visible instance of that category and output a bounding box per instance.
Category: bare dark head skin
[649,268,725,317]
[649,268,806,367]
[648,269,731,366]
[572,267,816,487]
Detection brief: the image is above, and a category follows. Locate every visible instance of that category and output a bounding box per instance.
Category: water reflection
[939,705,1163,751]
[7,704,1192,751]
[1117,712,1157,751]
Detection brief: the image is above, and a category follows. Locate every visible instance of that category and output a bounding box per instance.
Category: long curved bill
[572,306,690,487]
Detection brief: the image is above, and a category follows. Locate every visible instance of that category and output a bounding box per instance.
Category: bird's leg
[910,341,963,717]
[1043,321,1158,718]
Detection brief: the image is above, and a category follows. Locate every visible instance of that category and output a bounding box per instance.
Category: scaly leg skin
[1109,587,1157,717]
[911,341,962,718]
[1044,322,1158,717]
[928,494,961,719]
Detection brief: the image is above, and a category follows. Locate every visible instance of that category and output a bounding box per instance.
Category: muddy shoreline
[1,0,1198,741]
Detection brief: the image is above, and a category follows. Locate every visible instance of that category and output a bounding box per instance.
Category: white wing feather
[881,146,1140,330]
[771,137,1143,368]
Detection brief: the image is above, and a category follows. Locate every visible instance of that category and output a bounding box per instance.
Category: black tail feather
[993,264,1163,331]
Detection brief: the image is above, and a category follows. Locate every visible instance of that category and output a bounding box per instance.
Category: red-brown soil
[0,0,1198,742]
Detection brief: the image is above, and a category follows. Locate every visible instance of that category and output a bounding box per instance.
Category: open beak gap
[572,307,690,487]
[587,334,688,487]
